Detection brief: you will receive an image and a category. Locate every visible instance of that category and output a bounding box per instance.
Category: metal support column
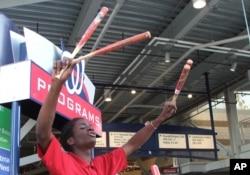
[224,88,241,156]
[204,72,218,160]
[10,101,21,175]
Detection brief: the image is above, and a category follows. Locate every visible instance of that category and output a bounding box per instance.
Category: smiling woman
[59,118,93,152]
[1,0,249,174]
[35,59,176,175]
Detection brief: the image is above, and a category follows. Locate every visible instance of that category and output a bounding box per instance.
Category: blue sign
[95,123,218,160]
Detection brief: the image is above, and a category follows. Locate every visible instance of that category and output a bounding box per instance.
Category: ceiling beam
[20,154,40,167]
[68,0,102,46]
[108,1,223,121]
[20,118,36,140]
[185,31,250,86]
[160,0,222,39]
[0,0,51,9]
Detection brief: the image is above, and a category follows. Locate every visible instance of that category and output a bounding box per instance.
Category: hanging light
[192,0,206,9]
[164,52,170,63]
[104,89,112,102]
[131,89,136,94]
[230,62,237,72]
[105,93,112,102]
[187,93,193,99]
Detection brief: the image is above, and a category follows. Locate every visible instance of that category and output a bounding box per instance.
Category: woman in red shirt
[36,59,177,175]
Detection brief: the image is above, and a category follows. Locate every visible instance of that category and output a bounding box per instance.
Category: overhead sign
[109,132,135,147]
[158,133,186,149]
[188,134,214,149]
[94,123,218,160]
[0,105,11,175]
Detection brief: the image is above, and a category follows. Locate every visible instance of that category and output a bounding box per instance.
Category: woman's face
[71,119,96,149]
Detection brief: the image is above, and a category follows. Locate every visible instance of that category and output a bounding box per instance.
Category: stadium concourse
[0,0,250,174]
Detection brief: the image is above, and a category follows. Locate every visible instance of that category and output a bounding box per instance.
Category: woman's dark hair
[60,117,82,152]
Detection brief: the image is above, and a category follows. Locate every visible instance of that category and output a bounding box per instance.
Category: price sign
[188,134,214,149]
[95,132,107,148]
[158,133,186,149]
[109,132,135,147]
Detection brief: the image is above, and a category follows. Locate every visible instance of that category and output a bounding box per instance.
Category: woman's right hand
[52,58,76,84]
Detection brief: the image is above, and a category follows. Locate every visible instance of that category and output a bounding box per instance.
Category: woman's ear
[67,137,74,146]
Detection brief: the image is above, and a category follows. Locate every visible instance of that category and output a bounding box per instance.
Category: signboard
[0,26,102,135]
[158,133,186,149]
[30,62,102,136]
[109,132,135,147]
[188,134,214,149]
[162,167,178,174]
[93,123,218,160]
[95,132,107,148]
[0,61,31,103]
[0,61,102,136]
[0,105,11,175]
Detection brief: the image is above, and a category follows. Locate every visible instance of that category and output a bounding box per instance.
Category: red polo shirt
[37,135,127,175]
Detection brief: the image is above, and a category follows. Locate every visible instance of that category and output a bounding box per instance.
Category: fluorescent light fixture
[164,52,170,62]
[230,62,237,72]
[192,0,206,9]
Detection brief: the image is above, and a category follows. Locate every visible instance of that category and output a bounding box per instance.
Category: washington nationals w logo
[66,61,85,95]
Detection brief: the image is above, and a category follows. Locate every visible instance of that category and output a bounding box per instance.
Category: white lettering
[75,102,81,115]
[0,155,10,163]
[0,163,9,172]
[81,108,87,119]
[95,116,100,127]
[67,97,74,111]
[36,78,101,129]
[58,92,65,105]
[0,137,7,143]
[234,163,247,170]
[1,128,10,137]
[234,163,240,170]
[37,78,46,91]
[242,163,247,169]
